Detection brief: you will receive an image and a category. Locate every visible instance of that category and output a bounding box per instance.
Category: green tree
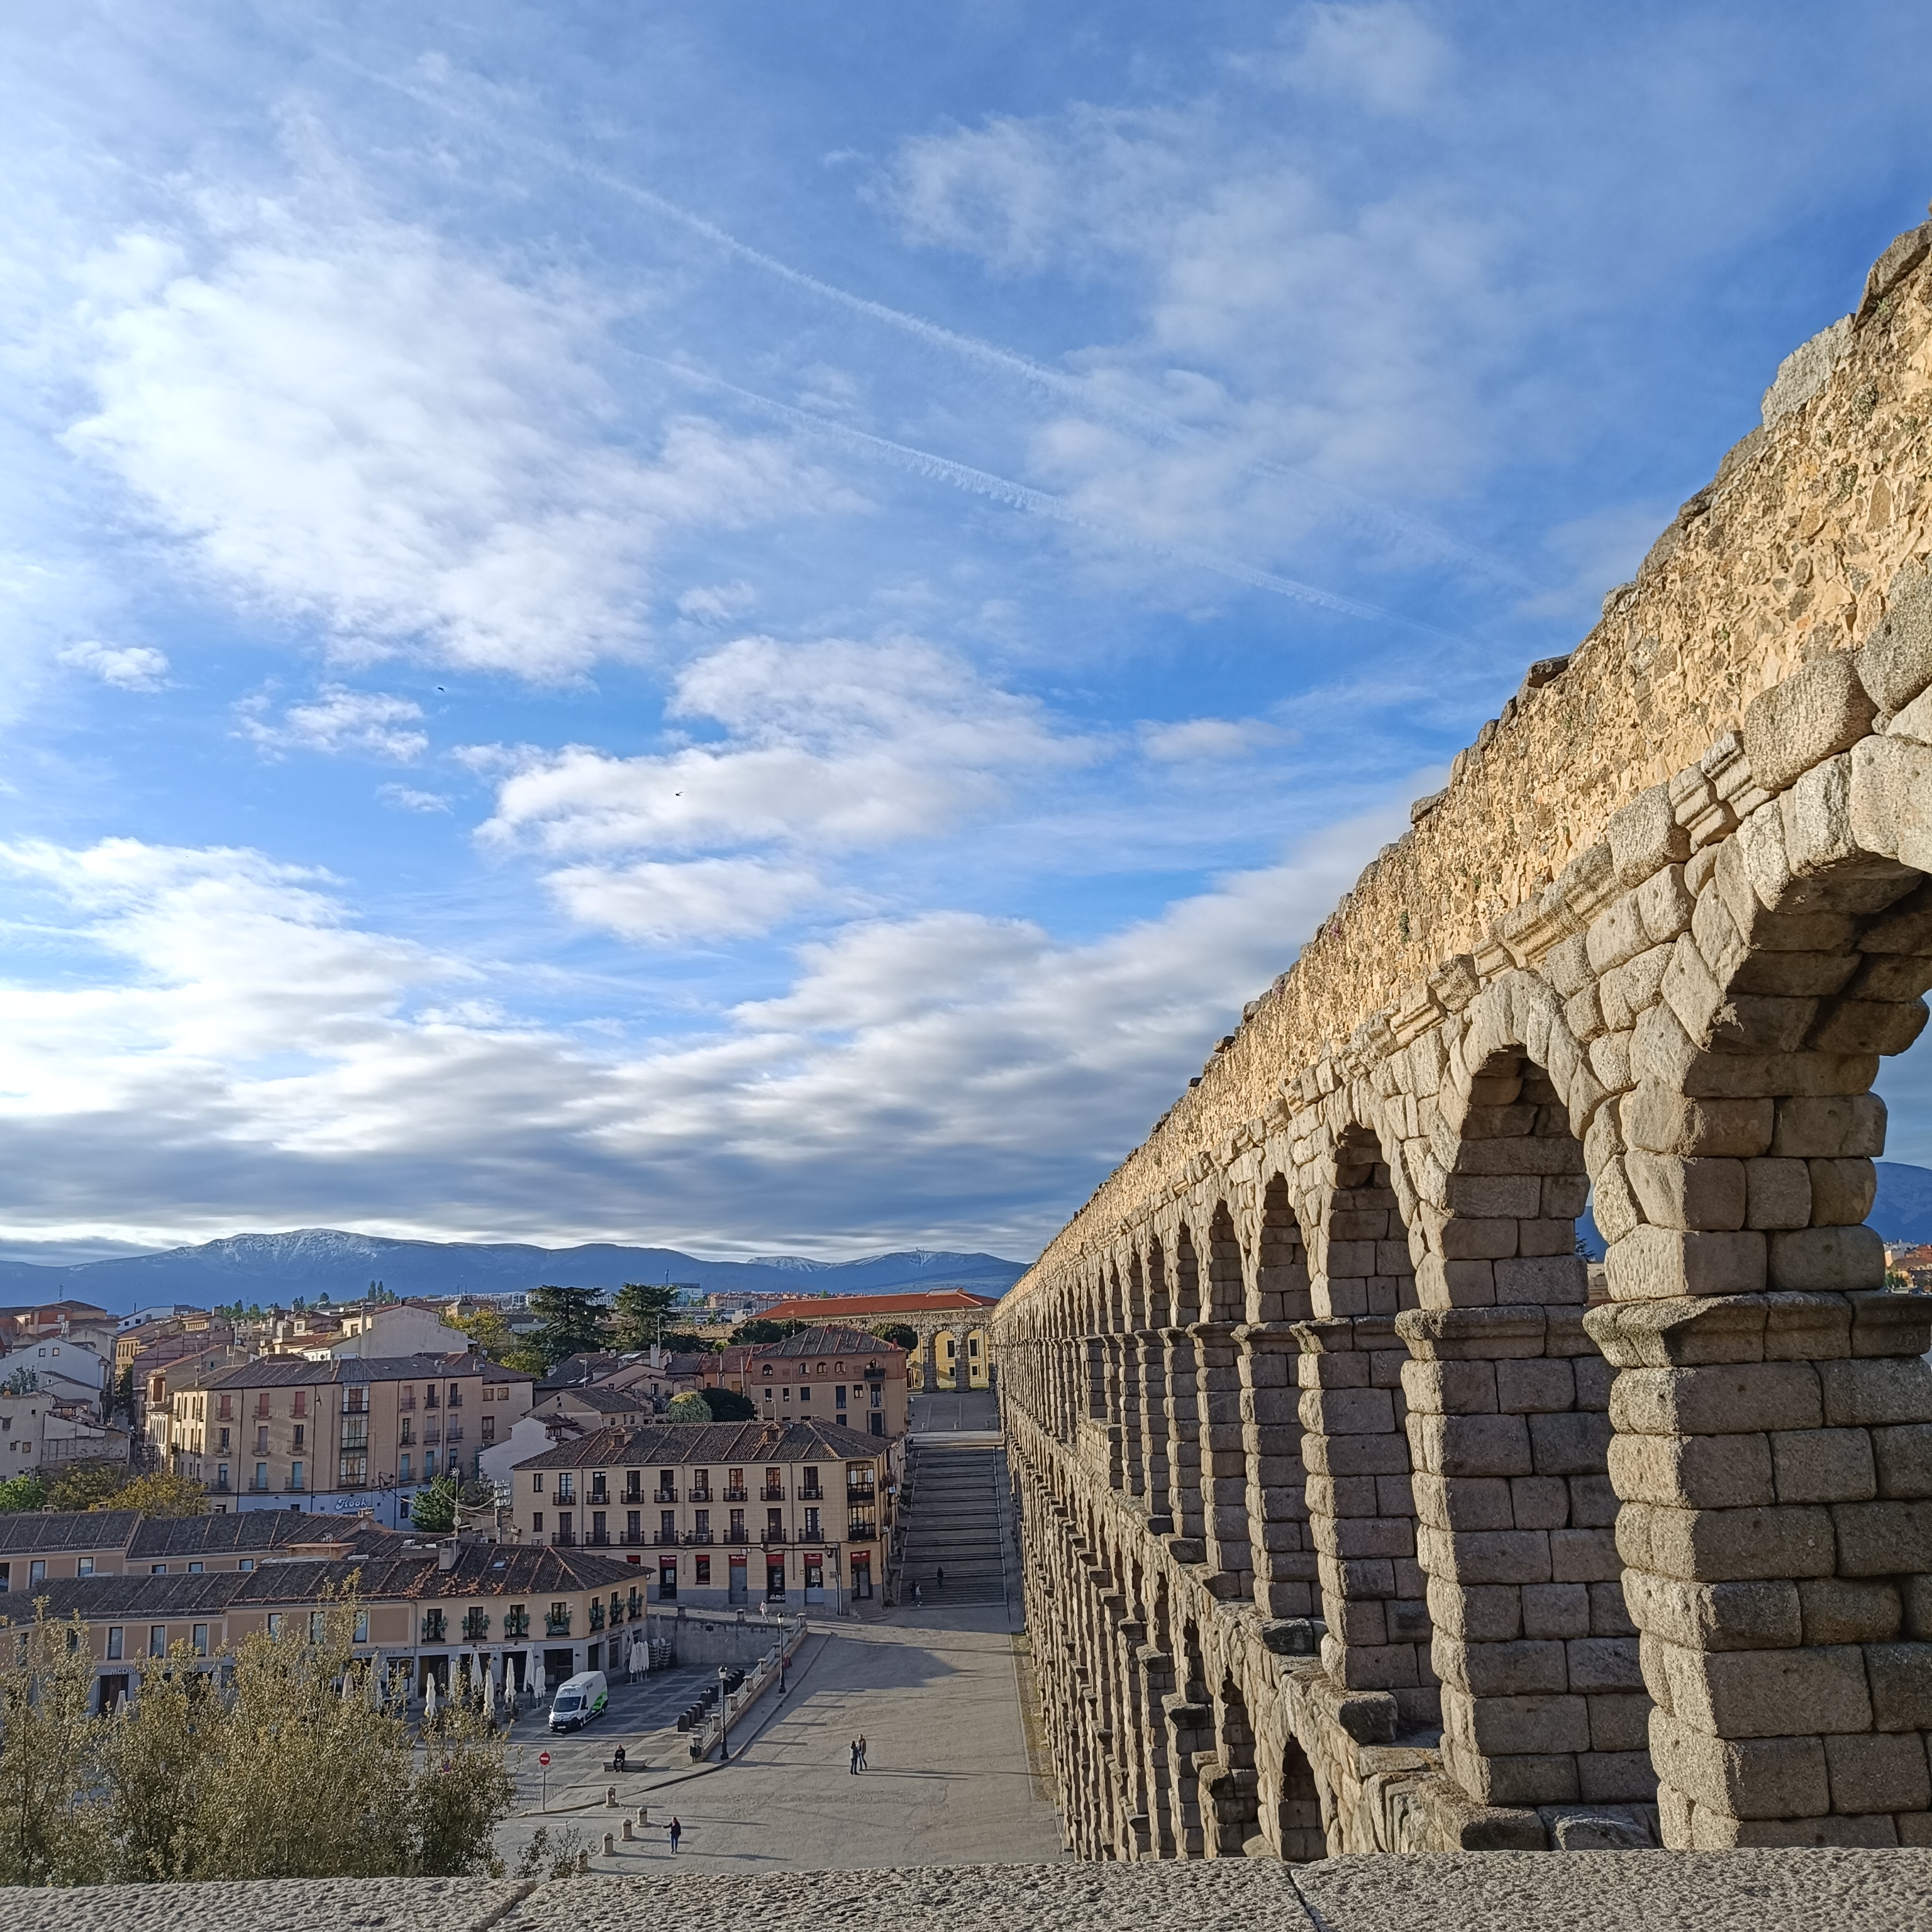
[702,1387,756,1421]
[0,1612,103,1884]
[665,1392,712,1423]
[99,1469,207,1519]
[611,1281,684,1352]
[730,1317,813,1346]
[0,1474,47,1513]
[523,1284,608,1371]
[450,1304,517,1362]
[869,1323,919,1351]
[408,1475,461,1533]
[47,1463,126,1511]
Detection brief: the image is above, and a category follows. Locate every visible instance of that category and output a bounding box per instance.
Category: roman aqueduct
[992,217,1932,1857]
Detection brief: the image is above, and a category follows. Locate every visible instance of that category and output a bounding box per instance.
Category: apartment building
[168,1353,534,1528]
[512,1419,901,1612]
[0,1507,397,1592]
[15,1540,647,1709]
[702,1325,909,1438]
[758,1291,1000,1392]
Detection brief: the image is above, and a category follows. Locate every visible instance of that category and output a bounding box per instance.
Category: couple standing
[847,1733,869,1774]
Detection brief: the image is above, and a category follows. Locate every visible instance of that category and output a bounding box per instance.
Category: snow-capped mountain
[0,1231,1027,1313]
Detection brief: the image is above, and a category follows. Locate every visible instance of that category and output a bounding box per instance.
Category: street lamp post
[718,1665,731,1761]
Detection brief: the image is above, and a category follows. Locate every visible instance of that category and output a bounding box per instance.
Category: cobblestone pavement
[496,1599,1063,1875]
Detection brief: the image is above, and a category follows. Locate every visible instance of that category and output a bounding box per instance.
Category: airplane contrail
[633,353,1474,641]
[328,50,1539,594]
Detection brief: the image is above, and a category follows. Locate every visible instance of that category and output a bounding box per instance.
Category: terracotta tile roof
[0,1510,142,1555]
[14,1541,643,1620]
[759,1290,999,1321]
[195,1353,531,1388]
[513,1418,887,1470]
[748,1326,906,1362]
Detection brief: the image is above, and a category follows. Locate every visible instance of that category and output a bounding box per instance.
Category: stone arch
[933,1326,959,1391]
[1580,813,1932,1848]
[1196,1201,1253,1596]
[1199,1670,1262,1856]
[1297,1121,1440,1736]
[1264,1734,1328,1863]
[1158,1221,1206,1546]
[1243,1172,1317,1619]
[1401,1041,1648,1816]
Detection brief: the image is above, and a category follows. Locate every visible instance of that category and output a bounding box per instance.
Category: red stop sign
[538,1751,551,1766]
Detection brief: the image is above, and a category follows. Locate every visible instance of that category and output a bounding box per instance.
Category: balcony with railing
[620,1529,647,1547]
[848,1517,878,1541]
[760,1482,786,1500]
[544,1609,571,1636]
[798,1482,824,1501]
[683,1530,713,1546]
[652,1531,680,1546]
[653,1486,677,1502]
[550,1530,577,1547]
[721,1485,748,1502]
[421,1609,448,1644]
[846,1481,877,1502]
[622,1484,643,1506]
[761,1530,792,1547]
[585,1530,610,1547]
[461,1609,489,1641]
[687,1485,712,1502]
[503,1608,530,1640]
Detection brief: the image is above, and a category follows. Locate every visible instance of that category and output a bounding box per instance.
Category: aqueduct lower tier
[994,214,1932,1857]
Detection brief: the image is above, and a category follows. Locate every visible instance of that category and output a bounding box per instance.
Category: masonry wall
[997,217,1932,1858]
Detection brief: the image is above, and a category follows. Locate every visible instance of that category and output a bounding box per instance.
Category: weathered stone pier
[994,215,1932,1857]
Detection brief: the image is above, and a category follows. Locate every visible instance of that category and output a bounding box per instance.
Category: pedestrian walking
[936,1567,945,1589]
[849,1738,860,1775]
[857,1733,868,1771]
[669,1816,682,1853]
[912,1582,922,1607]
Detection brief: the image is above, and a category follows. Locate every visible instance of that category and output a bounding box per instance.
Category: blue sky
[3,1,1931,1263]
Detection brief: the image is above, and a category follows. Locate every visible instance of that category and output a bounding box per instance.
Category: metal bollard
[602,1831,615,1857]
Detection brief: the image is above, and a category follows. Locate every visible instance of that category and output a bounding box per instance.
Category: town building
[757,1291,1000,1392]
[715,1325,909,1437]
[165,1353,535,1528]
[532,1382,658,1431]
[321,1302,472,1359]
[0,1506,396,1589]
[510,1419,900,1612]
[13,1538,648,1709]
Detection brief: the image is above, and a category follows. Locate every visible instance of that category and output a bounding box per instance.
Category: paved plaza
[495,1600,1062,1874]
[908,1388,1001,1436]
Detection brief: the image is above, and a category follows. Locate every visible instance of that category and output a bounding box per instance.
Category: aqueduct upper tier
[994,214,1932,1860]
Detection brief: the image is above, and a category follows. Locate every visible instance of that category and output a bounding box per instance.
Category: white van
[549,1669,609,1732]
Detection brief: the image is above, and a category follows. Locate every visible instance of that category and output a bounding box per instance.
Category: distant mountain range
[0,1229,1028,1314]
[9,1158,1929,1316]
[1577,1160,1932,1258]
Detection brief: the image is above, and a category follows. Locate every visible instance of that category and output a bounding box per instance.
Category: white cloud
[380,784,452,813]
[0,813,1392,1251]
[1291,4,1448,116]
[1138,716,1291,762]
[547,857,828,943]
[485,635,1094,935]
[57,640,170,691]
[240,686,429,762]
[64,215,830,677]
[676,580,759,624]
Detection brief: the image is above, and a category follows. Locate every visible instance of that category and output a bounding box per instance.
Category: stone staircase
[897,1442,1010,1607]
